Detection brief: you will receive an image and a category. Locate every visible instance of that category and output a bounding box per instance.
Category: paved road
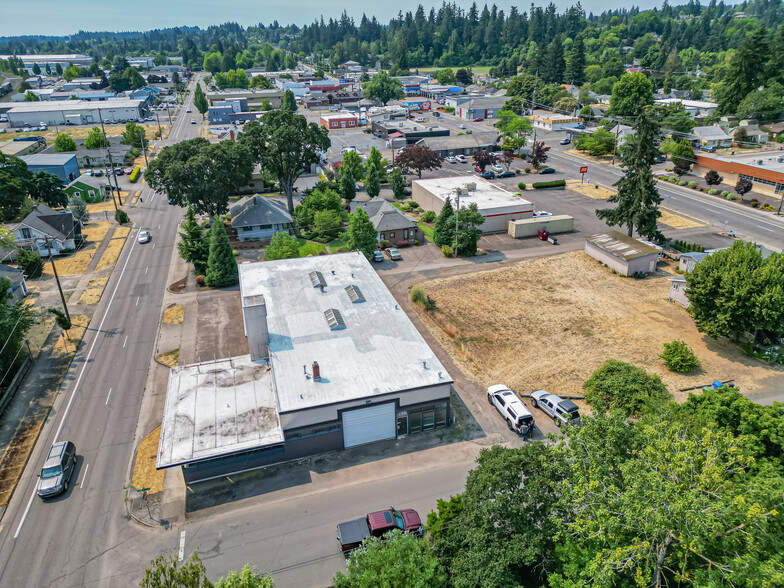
[0,76,202,587]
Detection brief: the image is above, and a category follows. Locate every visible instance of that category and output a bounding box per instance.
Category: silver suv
[487,385,535,435]
[530,390,582,429]
[36,441,76,498]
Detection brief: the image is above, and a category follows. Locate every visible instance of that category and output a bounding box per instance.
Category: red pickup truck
[336,507,423,555]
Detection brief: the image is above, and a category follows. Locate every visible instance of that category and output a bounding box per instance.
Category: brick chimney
[312,361,320,381]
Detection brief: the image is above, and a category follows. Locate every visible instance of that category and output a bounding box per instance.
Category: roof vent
[345,285,365,303]
[309,270,326,288]
[324,308,346,330]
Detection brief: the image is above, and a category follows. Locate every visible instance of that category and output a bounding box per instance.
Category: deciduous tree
[455,202,485,256]
[214,565,275,588]
[193,83,209,118]
[0,153,31,220]
[140,553,211,588]
[396,144,441,178]
[362,71,404,105]
[705,170,723,186]
[121,122,146,149]
[84,127,107,150]
[178,206,209,274]
[583,360,671,417]
[282,89,297,112]
[472,150,496,172]
[339,166,356,201]
[609,71,654,117]
[347,208,377,259]
[53,133,77,152]
[528,141,551,169]
[29,171,67,208]
[263,232,300,261]
[364,162,380,199]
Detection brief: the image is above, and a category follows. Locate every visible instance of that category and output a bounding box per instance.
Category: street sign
[579,166,588,174]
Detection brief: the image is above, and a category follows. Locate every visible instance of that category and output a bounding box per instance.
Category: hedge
[129,167,141,182]
[532,179,566,189]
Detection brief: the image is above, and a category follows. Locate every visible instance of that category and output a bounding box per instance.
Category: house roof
[20,153,78,167]
[694,125,730,140]
[351,198,418,231]
[230,196,292,228]
[66,175,104,190]
[585,231,659,261]
[17,204,77,242]
[0,264,25,286]
[417,133,497,151]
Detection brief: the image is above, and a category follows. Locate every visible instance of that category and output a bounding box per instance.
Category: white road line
[80,463,89,489]
[136,297,140,306]
[178,531,186,561]
[758,226,776,233]
[158,224,160,230]
[14,234,140,539]
[152,243,155,251]
[105,387,112,405]
[123,335,128,348]
[145,267,148,275]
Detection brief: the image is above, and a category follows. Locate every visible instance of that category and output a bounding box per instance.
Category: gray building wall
[669,280,690,307]
[584,242,658,276]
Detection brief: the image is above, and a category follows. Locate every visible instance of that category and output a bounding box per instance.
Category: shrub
[524,167,531,173]
[128,167,141,182]
[232,249,239,257]
[750,199,759,207]
[518,181,527,190]
[413,239,419,246]
[707,189,718,195]
[396,240,411,248]
[720,191,729,197]
[114,209,129,224]
[583,360,672,418]
[660,340,701,373]
[688,181,697,188]
[421,210,436,223]
[515,169,522,174]
[668,176,677,183]
[423,296,437,311]
[196,275,205,286]
[531,179,566,189]
[379,239,389,248]
[678,180,687,186]
[16,248,44,279]
[410,286,426,304]
[441,244,454,257]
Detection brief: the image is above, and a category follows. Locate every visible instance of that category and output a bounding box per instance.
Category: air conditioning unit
[465,182,477,191]
[758,160,764,165]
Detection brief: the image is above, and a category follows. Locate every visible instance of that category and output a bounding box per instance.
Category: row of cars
[83,167,135,177]
[486,384,582,436]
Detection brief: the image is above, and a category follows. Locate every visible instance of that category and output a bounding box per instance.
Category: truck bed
[336,517,370,553]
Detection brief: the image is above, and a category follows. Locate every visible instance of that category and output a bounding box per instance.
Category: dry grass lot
[42,221,108,277]
[53,315,90,354]
[418,252,784,401]
[131,425,165,494]
[95,226,130,271]
[77,277,109,305]
[162,304,184,324]
[157,349,180,367]
[566,179,615,199]
[657,207,709,230]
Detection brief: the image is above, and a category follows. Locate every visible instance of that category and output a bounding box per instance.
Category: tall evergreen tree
[716,26,769,113]
[433,197,455,247]
[364,162,380,199]
[340,166,356,201]
[282,89,297,112]
[596,109,662,240]
[205,220,238,287]
[178,206,209,275]
[564,34,586,86]
[544,35,565,84]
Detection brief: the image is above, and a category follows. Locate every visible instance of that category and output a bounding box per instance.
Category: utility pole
[453,191,460,259]
[98,109,119,211]
[140,129,148,166]
[39,237,70,322]
[611,121,621,166]
[155,111,162,140]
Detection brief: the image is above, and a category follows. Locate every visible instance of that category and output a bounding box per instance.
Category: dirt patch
[44,245,97,277]
[77,277,109,305]
[86,200,118,215]
[157,349,180,367]
[658,207,709,229]
[83,221,111,244]
[95,227,129,271]
[0,411,50,507]
[566,179,615,199]
[169,277,187,293]
[53,315,90,354]
[163,304,184,324]
[417,251,784,402]
[131,426,165,494]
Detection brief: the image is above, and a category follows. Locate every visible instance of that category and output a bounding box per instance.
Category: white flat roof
[7,99,144,113]
[321,113,358,120]
[709,152,784,175]
[414,175,533,212]
[238,252,452,413]
[157,356,284,469]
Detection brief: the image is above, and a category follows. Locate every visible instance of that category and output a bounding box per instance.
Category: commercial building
[394,75,430,95]
[61,78,102,92]
[20,153,80,182]
[41,139,130,168]
[0,140,41,158]
[448,95,508,120]
[413,176,534,233]
[50,90,116,102]
[0,54,92,73]
[372,120,449,143]
[5,99,146,128]
[530,114,583,131]
[584,231,660,276]
[419,83,463,98]
[320,112,359,130]
[401,99,431,112]
[416,133,497,158]
[694,152,784,196]
[205,89,283,109]
[157,253,453,483]
[654,98,718,119]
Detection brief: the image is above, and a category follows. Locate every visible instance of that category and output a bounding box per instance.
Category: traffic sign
[579,166,588,174]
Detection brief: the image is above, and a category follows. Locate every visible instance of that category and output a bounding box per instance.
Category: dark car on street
[538,167,556,174]
[480,171,495,179]
[372,250,384,263]
[497,171,515,178]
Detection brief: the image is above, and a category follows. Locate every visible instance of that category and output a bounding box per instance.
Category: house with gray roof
[350,198,423,245]
[7,204,82,257]
[0,265,28,304]
[693,125,732,149]
[230,196,293,242]
[731,119,769,144]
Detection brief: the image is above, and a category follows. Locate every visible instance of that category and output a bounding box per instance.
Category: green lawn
[329,234,351,253]
[417,221,435,243]
[297,239,328,257]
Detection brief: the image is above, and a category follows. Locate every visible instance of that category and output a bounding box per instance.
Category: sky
[0,0,665,38]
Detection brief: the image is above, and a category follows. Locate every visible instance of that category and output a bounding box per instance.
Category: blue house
[20,153,80,182]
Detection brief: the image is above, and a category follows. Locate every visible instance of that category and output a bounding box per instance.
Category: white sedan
[533,211,552,218]
[138,230,151,244]
[455,155,467,163]
[446,156,457,164]
[492,164,503,172]
[190,119,197,124]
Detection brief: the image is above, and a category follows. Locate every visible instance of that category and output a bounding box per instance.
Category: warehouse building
[0,53,92,73]
[20,153,80,182]
[372,119,449,143]
[157,252,453,484]
[205,89,283,109]
[320,112,359,130]
[584,231,660,276]
[6,99,146,128]
[694,152,784,197]
[413,176,534,233]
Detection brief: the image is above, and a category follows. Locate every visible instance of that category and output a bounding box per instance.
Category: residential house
[609,124,636,144]
[0,265,28,304]
[230,196,293,242]
[64,175,107,202]
[8,204,82,257]
[732,119,769,144]
[654,97,718,119]
[693,125,732,149]
[41,139,130,169]
[19,153,80,182]
[668,276,689,307]
[350,198,423,245]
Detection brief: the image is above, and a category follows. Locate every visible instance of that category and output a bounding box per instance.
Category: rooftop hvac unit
[758,160,764,165]
[456,186,468,195]
[465,182,477,191]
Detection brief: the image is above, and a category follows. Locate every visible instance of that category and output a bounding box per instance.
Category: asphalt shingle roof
[230,196,292,228]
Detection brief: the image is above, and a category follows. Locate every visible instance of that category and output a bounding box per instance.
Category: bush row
[532,179,566,189]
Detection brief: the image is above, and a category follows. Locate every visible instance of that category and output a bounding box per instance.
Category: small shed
[584,231,659,276]
[668,276,689,307]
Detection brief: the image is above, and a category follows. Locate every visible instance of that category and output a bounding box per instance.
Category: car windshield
[41,465,62,479]
[393,511,406,529]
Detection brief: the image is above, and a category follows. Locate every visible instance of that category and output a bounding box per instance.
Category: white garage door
[342,403,396,448]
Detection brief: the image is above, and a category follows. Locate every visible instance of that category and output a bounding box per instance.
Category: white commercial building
[654,97,718,119]
[0,53,92,73]
[413,176,534,233]
[5,99,146,127]
[157,253,453,484]
[529,113,583,131]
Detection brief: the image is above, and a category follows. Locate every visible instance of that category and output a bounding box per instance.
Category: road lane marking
[80,463,89,489]
[145,267,148,275]
[158,224,160,230]
[758,226,776,233]
[136,297,140,306]
[152,243,155,251]
[178,531,186,561]
[123,335,128,348]
[106,387,112,405]
[13,220,143,539]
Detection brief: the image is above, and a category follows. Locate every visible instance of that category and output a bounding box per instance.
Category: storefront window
[397,411,408,436]
[409,411,422,433]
